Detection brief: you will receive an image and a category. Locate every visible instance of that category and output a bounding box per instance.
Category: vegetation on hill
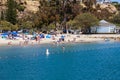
[112,1,120,11]
[6,0,17,25]
[0,0,120,33]
[110,13,120,26]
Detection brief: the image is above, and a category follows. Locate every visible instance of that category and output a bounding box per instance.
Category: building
[97,0,111,4]
[91,20,116,33]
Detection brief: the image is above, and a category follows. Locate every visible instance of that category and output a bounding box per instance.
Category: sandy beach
[1,34,120,46]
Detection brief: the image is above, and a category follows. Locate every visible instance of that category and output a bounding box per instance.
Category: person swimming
[62,46,65,51]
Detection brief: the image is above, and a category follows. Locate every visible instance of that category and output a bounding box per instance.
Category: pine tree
[6,0,17,25]
[0,11,5,20]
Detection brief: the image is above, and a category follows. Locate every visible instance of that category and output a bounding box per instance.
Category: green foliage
[113,2,120,11]
[21,21,34,29]
[32,13,43,28]
[73,13,99,33]
[0,21,18,30]
[33,0,82,30]
[16,0,99,31]
[48,23,56,31]
[11,24,19,30]
[66,20,78,29]
[6,0,17,25]
[74,13,99,28]
[17,5,25,12]
[0,11,5,20]
[111,13,120,26]
[1,0,117,32]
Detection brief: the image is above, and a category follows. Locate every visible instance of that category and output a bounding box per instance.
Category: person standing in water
[62,46,65,52]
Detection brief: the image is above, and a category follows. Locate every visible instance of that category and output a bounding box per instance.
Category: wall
[91,26,116,33]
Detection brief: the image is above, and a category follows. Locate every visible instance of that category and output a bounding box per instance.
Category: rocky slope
[0,0,39,13]
[0,0,40,19]
[17,0,40,13]
[98,4,117,14]
[80,1,118,14]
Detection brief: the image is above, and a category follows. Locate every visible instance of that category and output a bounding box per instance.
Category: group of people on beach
[2,32,68,46]
[2,28,120,46]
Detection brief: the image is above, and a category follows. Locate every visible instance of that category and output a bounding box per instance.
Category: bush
[0,21,18,31]
[21,21,34,29]
[48,23,56,31]
[17,5,25,12]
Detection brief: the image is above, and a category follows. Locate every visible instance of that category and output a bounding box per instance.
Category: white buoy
[46,49,49,56]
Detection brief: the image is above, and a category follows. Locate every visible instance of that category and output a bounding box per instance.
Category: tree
[17,5,25,12]
[0,20,18,30]
[47,23,56,31]
[74,13,99,33]
[21,21,34,29]
[113,2,120,11]
[66,20,78,30]
[6,0,17,25]
[11,24,19,31]
[111,13,120,26]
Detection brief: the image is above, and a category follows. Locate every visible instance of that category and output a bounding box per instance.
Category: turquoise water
[0,42,120,80]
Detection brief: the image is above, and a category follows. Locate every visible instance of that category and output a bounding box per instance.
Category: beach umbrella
[12,31,18,37]
[61,35,65,39]
[1,33,8,38]
[1,33,8,35]
[46,34,51,38]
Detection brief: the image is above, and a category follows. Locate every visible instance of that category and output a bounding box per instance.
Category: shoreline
[0,34,120,46]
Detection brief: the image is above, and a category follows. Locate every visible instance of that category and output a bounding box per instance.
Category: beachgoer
[24,38,29,45]
[68,39,70,42]
[19,41,22,46]
[52,36,55,40]
[62,46,65,53]
[72,38,76,42]
[38,36,40,44]
[8,41,12,45]
[62,46,65,50]
[31,42,34,45]
[35,36,37,42]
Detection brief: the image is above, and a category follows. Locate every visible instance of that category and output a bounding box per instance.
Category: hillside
[0,0,119,31]
[0,0,118,19]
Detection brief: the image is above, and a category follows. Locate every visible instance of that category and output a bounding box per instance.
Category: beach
[0,34,120,46]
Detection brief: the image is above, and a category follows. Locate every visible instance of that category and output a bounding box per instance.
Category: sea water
[0,42,120,80]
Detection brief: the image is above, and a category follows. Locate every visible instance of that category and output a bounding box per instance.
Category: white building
[97,0,111,4]
[91,20,116,33]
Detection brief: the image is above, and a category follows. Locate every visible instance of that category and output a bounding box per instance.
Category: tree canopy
[6,0,17,25]
[111,13,120,26]
[0,0,118,32]
[73,13,99,33]
[0,21,18,30]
